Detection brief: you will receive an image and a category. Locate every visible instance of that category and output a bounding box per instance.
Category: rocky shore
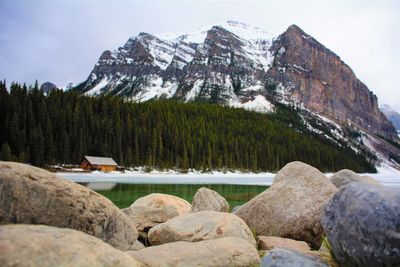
[0,161,399,266]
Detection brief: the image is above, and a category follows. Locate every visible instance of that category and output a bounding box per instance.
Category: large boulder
[148,210,256,247]
[322,182,400,267]
[122,193,191,243]
[257,236,310,253]
[128,193,191,215]
[0,224,143,267]
[191,187,229,212]
[260,249,328,267]
[127,237,259,267]
[0,161,138,250]
[234,161,337,248]
[329,169,380,188]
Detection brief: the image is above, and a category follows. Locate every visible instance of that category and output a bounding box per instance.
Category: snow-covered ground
[56,165,400,187]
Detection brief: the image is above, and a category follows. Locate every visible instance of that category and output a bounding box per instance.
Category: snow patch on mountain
[86,77,110,96]
[131,76,179,102]
[229,95,274,113]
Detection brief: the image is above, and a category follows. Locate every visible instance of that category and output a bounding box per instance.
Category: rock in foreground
[122,193,190,244]
[322,182,400,267]
[261,248,328,267]
[148,210,256,246]
[234,161,337,248]
[127,237,259,267]
[329,169,380,188]
[129,193,191,215]
[0,161,138,250]
[257,236,310,253]
[191,187,229,213]
[0,224,142,267]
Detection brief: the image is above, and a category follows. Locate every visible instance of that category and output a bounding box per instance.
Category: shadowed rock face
[76,22,398,141]
[0,161,138,250]
[322,182,400,267]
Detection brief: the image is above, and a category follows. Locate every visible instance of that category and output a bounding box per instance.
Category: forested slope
[0,81,376,172]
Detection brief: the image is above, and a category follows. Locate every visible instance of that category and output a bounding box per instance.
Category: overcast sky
[0,0,399,111]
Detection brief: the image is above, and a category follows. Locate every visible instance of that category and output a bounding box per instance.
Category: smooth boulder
[191,187,229,212]
[322,182,400,267]
[261,249,328,267]
[234,161,337,248]
[329,169,380,188]
[127,237,259,267]
[0,161,138,250]
[129,193,191,215]
[0,224,142,267]
[257,236,310,253]
[148,210,256,247]
[122,193,190,242]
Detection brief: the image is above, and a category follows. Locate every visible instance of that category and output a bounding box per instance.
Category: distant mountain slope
[381,105,400,133]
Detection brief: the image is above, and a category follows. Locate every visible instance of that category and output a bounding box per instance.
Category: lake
[57,166,400,209]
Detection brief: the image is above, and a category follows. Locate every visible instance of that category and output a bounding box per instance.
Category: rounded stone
[322,182,400,267]
[0,161,138,250]
[0,224,142,267]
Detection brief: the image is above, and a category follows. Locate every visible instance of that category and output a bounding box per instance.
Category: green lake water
[97,184,268,210]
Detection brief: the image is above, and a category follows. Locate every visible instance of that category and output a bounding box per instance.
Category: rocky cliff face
[267,25,396,139]
[76,21,398,141]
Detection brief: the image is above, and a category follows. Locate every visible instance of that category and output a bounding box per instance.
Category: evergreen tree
[0,81,379,173]
[0,143,12,161]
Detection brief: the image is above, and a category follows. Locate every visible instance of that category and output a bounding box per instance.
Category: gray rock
[322,182,400,267]
[127,237,260,267]
[148,210,256,247]
[261,249,328,267]
[0,161,138,250]
[231,205,242,213]
[191,187,229,212]
[0,224,143,267]
[330,169,381,188]
[234,161,337,249]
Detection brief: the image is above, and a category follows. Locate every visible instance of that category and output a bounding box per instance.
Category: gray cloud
[0,0,398,111]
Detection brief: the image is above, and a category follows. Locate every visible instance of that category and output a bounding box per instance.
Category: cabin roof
[83,156,118,166]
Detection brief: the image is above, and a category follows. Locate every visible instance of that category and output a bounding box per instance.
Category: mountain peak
[78,21,398,142]
[285,24,308,37]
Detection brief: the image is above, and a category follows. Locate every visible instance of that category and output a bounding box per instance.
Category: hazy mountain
[381,104,400,134]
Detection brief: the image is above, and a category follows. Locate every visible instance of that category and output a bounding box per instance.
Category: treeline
[0,81,376,172]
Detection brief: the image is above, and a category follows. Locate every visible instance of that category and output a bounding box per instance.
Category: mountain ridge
[73,21,399,168]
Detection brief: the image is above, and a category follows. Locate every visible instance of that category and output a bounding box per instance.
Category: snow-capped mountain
[76,20,398,145]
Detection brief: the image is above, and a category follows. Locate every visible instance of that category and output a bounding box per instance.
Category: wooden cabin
[80,156,118,172]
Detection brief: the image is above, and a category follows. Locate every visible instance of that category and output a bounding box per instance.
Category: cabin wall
[80,159,117,172]
[99,165,116,172]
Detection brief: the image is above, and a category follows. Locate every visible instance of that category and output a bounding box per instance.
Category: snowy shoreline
[56,164,400,187]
